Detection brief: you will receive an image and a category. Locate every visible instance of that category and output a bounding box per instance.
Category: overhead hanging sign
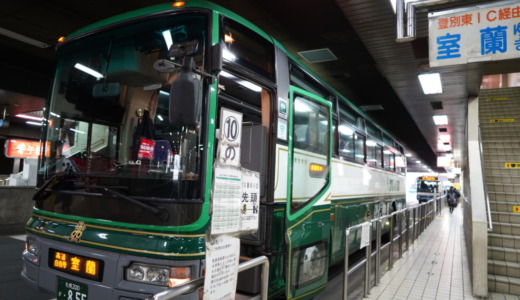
[428,1,520,67]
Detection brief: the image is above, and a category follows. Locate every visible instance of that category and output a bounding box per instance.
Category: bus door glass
[286,86,332,298]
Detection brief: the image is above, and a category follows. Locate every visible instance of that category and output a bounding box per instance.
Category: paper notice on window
[240,169,260,232]
[203,235,240,300]
[211,165,242,235]
[360,222,371,249]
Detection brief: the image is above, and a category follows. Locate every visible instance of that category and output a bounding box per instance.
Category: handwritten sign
[240,169,260,232]
[203,236,240,300]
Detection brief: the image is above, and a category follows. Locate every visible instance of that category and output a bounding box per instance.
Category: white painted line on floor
[10,234,26,241]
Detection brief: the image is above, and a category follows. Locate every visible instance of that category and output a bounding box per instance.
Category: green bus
[21,1,407,299]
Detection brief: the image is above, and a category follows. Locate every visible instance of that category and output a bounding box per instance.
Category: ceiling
[0,0,517,173]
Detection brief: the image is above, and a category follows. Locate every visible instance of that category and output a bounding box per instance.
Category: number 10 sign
[218,108,243,166]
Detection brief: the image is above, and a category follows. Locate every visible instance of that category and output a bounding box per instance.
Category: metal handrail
[478,126,493,232]
[147,255,269,300]
[343,197,441,299]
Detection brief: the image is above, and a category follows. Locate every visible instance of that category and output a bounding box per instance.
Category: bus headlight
[23,236,40,265]
[26,237,40,256]
[125,263,191,287]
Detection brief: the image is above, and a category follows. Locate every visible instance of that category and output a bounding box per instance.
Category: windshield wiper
[87,185,170,222]
[35,175,170,222]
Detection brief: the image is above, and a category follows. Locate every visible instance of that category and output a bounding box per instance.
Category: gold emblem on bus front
[68,221,86,242]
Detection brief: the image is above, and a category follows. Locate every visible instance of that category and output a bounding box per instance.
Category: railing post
[398,212,403,259]
[388,214,394,270]
[343,228,351,300]
[405,210,410,250]
[375,218,382,285]
[364,223,371,298]
[412,206,417,244]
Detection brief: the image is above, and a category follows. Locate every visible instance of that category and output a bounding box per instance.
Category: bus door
[286,87,332,299]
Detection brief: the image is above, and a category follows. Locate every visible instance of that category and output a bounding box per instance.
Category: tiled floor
[365,206,520,300]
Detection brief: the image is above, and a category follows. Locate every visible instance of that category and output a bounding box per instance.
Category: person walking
[447,187,459,213]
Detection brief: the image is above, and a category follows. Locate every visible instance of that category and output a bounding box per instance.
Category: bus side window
[339,124,355,159]
[354,132,365,163]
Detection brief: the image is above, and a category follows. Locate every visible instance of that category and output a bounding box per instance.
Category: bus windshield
[417,177,438,193]
[35,13,209,226]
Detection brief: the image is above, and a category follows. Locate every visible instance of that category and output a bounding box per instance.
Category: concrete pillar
[466,96,488,297]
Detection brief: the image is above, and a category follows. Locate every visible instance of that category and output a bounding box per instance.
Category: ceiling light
[74,63,103,79]
[0,27,50,48]
[16,113,43,121]
[222,48,237,61]
[433,115,448,125]
[439,134,450,142]
[162,30,173,50]
[26,121,42,126]
[237,80,262,92]
[339,125,354,136]
[405,153,412,157]
[418,73,443,94]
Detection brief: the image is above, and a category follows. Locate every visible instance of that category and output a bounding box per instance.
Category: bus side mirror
[211,42,223,74]
[169,56,201,126]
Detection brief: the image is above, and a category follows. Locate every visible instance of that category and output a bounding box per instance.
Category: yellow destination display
[49,248,103,281]
[505,163,520,169]
[485,97,508,101]
[490,118,515,123]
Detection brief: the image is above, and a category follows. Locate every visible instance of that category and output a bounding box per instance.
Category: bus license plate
[57,277,88,300]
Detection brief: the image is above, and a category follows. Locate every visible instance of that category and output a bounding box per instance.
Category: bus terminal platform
[321,203,517,300]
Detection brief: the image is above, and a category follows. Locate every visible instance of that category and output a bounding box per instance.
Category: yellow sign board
[505,163,520,169]
[513,206,520,213]
[490,118,515,123]
[485,97,508,101]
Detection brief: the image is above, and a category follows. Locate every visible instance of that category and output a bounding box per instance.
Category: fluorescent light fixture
[389,0,397,13]
[162,30,173,50]
[294,99,311,113]
[418,73,443,94]
[0,27,50,48]
[26,121,42,126]
[74,63,103,79]
[405,153,412,157]
[157,114,164,121]
[222,48,237,61]
[16,113,43,121]
[339,125,354,136]
[237,80,262,92]
[439,134,450,142]
[366,140,377,146]
[220,71,261,92]
[433,115,448,125]
[70,128,85,134]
